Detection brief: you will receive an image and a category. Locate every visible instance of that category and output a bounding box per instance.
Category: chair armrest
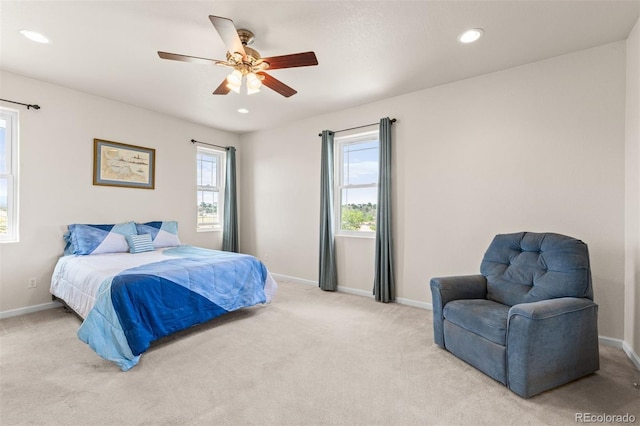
[508,297,595,320]
[506,297,599,398]
[430,275,487,347]
[430,275,487,304]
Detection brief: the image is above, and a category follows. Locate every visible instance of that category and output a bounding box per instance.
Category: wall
[240,42,627,340]
[625,16,640,361]
[0,71,239,314]
[0,39,633,349]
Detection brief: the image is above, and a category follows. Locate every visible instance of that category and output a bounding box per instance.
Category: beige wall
[625,17,640,360]
[240,42,627,339]
[0,37,635,352]
[0,71,239,314]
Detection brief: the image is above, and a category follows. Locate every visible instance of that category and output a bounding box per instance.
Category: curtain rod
[317,118,396,137]
[0,98,40,110]
[190,139,230,150]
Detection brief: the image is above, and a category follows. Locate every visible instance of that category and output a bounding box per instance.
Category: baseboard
[337,286,373,298]
[598,336,640,370]
[271,273,433,309]
[623,341,640,370]
[598,335,624,348]
[0,301,61,320]
[396,297,433,310]
[271,273,375,298]
[270,273,317,287]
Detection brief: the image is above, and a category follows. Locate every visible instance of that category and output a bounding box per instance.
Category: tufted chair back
[480,232,593,307]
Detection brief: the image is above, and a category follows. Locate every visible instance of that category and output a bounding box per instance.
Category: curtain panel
[318,130,338,291]
[222,146,239,253]
[373,117,395,302]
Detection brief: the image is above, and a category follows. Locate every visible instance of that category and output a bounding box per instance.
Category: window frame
[196,146,225,232]
[0,108,19,243]
[334,130,379,237]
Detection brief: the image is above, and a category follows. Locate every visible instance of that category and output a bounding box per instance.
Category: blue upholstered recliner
[430,232,599,398]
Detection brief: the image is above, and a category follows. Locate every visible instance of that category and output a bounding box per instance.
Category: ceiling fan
[158,15,318,98]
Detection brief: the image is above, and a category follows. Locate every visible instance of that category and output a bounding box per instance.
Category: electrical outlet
[28,277,37,288]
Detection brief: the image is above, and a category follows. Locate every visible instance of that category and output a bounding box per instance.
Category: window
[0,108,18,243]
[196,146,225,231]
[335,130,379,235]
[0,108,19,243]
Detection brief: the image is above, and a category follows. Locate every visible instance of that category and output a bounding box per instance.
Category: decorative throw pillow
[65,221,138,255]
[135,221,181,248]
[126,233,155,254]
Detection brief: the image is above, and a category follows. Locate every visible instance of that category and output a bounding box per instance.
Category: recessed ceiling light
[237,108,249,114]
[457,28,483,44]
[19,29,50,44]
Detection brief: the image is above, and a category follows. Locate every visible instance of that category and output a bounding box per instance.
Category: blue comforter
[77,246,269,370]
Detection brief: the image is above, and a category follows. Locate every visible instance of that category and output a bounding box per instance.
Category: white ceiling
[1,1,639,134]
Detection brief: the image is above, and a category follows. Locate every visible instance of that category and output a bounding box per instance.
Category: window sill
[197,228,222,233]
[335,233,375,240]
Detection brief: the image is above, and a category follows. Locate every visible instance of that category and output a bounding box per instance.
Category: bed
[50,221,277,371]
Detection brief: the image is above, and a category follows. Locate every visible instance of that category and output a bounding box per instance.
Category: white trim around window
[334,130,379,237]
[196,146,225,232]
[0,108,19,243]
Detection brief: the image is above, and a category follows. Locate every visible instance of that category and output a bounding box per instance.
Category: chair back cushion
[480,232,593,306]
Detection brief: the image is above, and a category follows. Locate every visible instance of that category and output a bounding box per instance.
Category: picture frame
[93,139,155,189]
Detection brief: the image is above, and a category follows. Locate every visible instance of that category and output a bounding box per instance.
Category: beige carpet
[1,281,639,426]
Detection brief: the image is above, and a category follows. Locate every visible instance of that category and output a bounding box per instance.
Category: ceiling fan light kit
[226,70,243,93]
[245,73,262,93]
[158,15,318,98]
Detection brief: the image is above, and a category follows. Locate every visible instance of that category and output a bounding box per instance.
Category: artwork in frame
[93,139,155,189]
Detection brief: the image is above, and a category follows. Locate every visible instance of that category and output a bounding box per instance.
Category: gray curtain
[319,130,338,291]
[373,117,395,302]
[222,146,239,252]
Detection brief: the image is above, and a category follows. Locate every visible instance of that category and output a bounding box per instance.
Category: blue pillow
[126,233,155,254]
[135,221,181,248]
[65,222,138,255]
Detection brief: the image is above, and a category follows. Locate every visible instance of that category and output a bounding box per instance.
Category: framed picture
[93,139,155,189]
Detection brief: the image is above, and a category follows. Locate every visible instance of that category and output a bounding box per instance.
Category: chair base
[444,320,507,385]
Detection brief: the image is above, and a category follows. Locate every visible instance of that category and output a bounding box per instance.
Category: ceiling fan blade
[209,15,246,58]
[158,51,224,66]
[261,51,318,70]
[212,79,231,95]
[259,72,297,97]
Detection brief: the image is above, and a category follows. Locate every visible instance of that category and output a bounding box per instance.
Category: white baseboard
[271,273,432,309]
[0,301,61,320]
[623,340,640,370]
[598,336,640,370]
[271,273,317,287]
[337,286,373,298]
[598,335,624,348]
[396,297,433,310]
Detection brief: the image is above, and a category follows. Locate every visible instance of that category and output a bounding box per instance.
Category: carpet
[1,281,639,425]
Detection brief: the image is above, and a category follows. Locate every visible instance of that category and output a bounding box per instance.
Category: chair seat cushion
[443,299,510,345]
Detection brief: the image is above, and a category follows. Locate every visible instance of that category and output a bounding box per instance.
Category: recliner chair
[430,232,599,398]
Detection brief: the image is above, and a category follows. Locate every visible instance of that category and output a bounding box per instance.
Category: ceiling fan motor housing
[236,29,255,46]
